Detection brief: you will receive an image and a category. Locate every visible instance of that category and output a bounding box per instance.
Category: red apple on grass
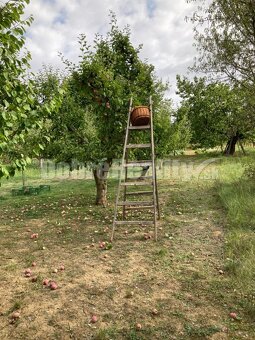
[43,278,49,286]
[91,315,98,323]
[49,281,58,290]
[229,312,237,319]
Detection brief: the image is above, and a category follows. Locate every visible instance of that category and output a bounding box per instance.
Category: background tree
[190,0,255,81]
[189,0,255,112]
[176,75,253,154]
[154,99,191,156]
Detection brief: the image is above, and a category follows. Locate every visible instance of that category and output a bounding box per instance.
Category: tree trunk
[92,161,110,206]
[239,140,246,155]
[224,133,239,156]
[140,165,150,178]
[22,169,25,187]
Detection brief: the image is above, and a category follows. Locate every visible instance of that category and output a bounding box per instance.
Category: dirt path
[0,179,254,339]
[157,180,254,339]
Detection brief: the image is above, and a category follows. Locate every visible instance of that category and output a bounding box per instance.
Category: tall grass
[218,151,255,317]
[219,180,255,230]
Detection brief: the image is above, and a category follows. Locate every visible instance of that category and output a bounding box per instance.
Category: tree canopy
[0,0,63,180]
[40,15,171,205]
[190,0,255,86]
[189,0,255,116]
[176,75,253,154]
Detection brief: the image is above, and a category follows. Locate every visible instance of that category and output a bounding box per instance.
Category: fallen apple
[43,278,49,286]
[10,311,20,319]
[91,315,98,323]
[144,233,151,240]
[24,268,32,277]
[229,312,237,319]
[152,308,158,315]
[99,241,106,249]
[49,281,58,290]
[136,323,142,330]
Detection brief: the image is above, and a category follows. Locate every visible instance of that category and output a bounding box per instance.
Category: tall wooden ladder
[111,96,160,241]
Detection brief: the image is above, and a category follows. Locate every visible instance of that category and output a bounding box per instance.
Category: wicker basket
[130,106,150,126]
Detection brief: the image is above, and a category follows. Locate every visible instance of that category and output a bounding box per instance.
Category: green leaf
[23,104,30,110]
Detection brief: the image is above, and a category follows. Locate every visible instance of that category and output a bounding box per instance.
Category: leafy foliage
[189,0,255,83]
[0,0,35,177]
[154,100,191,156]
[176,76,253,151]
[189,0,255,114]
[44,15,169,166]
[0,0,63,179]
[67,15,165,164]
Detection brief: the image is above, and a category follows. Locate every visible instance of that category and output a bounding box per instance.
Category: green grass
[219,180,255,230]
[184,323,221,338]
[217,152,255,318]
[0,152,255,338]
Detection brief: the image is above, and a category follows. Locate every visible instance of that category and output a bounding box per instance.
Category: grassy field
[0,152,254,339]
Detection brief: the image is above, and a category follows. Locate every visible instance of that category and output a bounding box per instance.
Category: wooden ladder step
[126,191,153,196]
[126,143,151,149]
[128,125,150,130]
[125,205,154,210]
[115,221,154,225]
[118,201,153,206]
[124,161,152,167]
[121,181,153,186]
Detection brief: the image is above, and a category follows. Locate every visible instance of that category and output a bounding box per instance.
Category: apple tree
[46,16,167,205]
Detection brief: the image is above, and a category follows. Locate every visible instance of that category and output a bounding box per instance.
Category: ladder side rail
[155,165,160,219]
[123,150,128,219]
[111,98,133,241]
[149,96,158,241]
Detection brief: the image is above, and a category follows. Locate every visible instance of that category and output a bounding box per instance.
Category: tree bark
[223,133,239,156]
[92,161,110,206]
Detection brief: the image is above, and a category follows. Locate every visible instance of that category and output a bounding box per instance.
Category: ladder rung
[125,205,154,210]
[114,221,154,225]
[125,161,152,167]
[126,176,153,181]
[118,201,153,206]
[126,191,153,196]
[126,143,151,149]
[121,181,153,186]
[129,125,150,130]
